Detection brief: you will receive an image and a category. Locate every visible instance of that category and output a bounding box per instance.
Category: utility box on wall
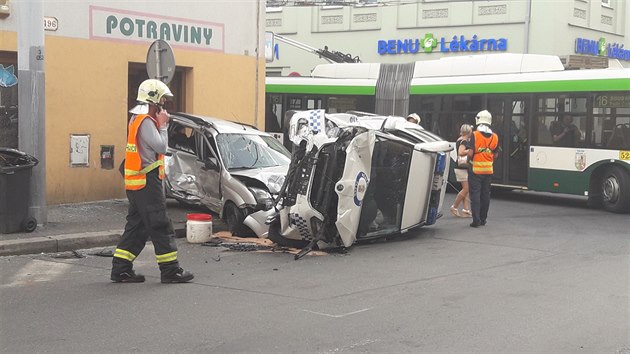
[100,145,114,169]
[69,134,89,167]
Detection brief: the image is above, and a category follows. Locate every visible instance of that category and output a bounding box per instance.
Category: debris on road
[202,231,328,256]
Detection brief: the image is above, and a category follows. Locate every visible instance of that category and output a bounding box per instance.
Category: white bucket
[186,213,213,243]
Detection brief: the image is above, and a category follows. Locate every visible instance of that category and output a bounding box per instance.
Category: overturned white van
[256,110,452,258]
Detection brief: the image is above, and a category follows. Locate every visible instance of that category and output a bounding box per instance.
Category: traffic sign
[146,40,175,84]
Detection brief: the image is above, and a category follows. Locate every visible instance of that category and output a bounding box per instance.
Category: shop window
[0,51,18,148]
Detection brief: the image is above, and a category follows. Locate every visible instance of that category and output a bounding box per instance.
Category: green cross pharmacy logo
[421,33,438,53]
[598,38,607,56]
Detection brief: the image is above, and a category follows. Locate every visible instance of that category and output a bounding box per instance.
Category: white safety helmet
[475,110,492,126]
[136,79,173,106]
[407,113,421,124]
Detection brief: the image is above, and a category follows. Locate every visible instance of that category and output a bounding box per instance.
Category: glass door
[487,96,530,186]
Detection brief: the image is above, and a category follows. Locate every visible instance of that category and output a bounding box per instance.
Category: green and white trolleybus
[265,54,630,213]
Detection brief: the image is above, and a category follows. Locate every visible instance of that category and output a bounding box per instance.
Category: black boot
[111,270,145,283]
[161,268,194,284]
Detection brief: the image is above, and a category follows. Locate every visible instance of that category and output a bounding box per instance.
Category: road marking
[302,307,372,318]
[2,260,72,288]
[323,338,381,353]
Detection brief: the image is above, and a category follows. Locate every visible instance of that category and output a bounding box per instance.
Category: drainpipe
[255,0,261,128]
[524,0,532,54]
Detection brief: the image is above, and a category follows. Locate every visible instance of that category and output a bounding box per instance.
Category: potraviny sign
[378,33,507,55]
[89,6,224,52]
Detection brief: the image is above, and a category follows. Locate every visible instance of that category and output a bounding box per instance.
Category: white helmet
[407,113,421,124]
[475,110,492,126]
[136,79,173,106]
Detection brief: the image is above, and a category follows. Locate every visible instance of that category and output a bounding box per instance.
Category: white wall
[266,0,630,75]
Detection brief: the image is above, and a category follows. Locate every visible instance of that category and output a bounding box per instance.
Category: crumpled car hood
[229,165,287,194]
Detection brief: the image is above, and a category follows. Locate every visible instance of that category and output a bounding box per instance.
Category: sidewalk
[0,199,227,256]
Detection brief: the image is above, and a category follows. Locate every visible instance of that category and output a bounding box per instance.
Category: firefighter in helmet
[467,110,499,228]
[111,79,194,283]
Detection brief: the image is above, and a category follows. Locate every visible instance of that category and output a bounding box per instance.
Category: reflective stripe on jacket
[124,114,165,190]
[471,130,498,175]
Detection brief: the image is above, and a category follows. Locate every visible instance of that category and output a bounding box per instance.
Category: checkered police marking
[289,213,312,240]
[308,109,325,134]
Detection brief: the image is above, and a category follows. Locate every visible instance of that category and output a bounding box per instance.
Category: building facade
[0,1,265,204]
[265,0,630,76]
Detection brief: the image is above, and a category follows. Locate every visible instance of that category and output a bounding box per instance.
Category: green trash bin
[0,148,39,233]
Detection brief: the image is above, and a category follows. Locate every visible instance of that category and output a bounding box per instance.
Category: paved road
[1,191,629,353]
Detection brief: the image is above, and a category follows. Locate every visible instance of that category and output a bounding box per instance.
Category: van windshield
[216,133,291,170]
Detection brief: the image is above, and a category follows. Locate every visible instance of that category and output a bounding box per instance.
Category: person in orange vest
[467,110,499,228]
[111,79,194,283]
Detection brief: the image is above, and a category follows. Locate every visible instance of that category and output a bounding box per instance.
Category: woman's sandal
[450,206,460,217]
[461,209,472,217]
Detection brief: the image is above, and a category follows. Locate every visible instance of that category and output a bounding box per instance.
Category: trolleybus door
[488,96,530,187]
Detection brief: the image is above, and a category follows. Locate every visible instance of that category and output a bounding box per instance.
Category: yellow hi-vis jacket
[124,114,165,190]
[471,130,498,175]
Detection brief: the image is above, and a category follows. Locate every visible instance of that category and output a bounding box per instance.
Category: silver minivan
[164,113,290,235]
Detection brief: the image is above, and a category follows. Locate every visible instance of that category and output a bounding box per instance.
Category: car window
[216,133,290,170]
[358,137,412,237]
[195,131,219,162]
[168,121,196,154]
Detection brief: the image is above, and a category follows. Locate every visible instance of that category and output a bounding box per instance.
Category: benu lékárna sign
[89,6,224,52]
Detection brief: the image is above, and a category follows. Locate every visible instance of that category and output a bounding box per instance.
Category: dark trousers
[469,173,492,225]
[112,169,180,276]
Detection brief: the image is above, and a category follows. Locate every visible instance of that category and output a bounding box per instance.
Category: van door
[193,129,222,212]
[334,130,375,247]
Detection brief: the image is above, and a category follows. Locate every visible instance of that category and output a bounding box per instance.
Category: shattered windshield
[216,133,290,170]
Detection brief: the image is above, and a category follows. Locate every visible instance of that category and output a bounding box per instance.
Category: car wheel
[601,166,630,213]
[224,202,255,237]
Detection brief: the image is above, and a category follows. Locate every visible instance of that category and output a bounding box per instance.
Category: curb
[0,221,228,257]
[0,230,123,257]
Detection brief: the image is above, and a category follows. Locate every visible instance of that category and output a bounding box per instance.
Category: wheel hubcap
[603,175,620,204]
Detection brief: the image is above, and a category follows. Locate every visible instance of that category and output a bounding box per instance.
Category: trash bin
[0,148,39,233]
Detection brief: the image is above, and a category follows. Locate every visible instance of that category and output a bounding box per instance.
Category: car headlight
[267,175,285,193]
[248,187,274,209]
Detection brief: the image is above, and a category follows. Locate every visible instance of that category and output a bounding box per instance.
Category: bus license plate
[620,151,630,160]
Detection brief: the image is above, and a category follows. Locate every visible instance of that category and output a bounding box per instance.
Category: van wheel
[224,202,254,237]
[601,166,630,213]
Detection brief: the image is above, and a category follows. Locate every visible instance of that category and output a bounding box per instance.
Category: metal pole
[524,0,532,54]
[155,41,162,81]
[255,0,261,127]
[17,0,47,224]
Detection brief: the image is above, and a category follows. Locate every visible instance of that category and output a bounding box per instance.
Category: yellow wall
[2,31,264,204]
[0,31,17,50]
